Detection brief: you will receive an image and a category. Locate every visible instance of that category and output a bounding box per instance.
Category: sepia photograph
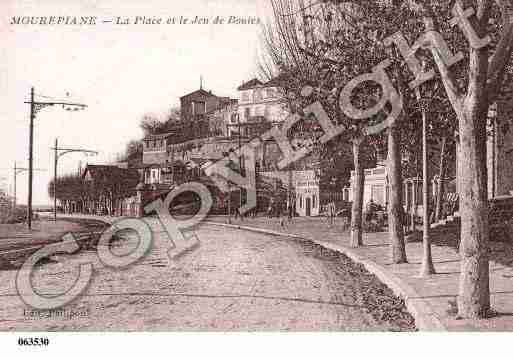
[1,0,513,356]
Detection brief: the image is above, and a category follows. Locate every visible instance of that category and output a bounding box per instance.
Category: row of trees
[260,0,513,319]
[48,170,139,216]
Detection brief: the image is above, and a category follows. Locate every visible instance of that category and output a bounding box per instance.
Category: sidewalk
[56,213,513,331]
[205,215,513,331]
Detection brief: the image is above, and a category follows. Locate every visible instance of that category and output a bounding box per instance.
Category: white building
[345,99,513,218]
[259,169,322,217]
[294,170,321,216]
[235,78,289,134]
[345,165,388,207]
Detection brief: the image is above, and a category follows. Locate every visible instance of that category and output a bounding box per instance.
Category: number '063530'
[18,337,50,346]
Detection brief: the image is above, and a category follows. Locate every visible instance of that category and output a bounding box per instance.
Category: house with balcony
[235,77,289,136]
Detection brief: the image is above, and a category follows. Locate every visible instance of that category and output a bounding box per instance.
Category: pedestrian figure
[267,197,275,218]
[287,201,294,223]
[365,199,377,222]
[278,205,285,227]
[328,201,336,226]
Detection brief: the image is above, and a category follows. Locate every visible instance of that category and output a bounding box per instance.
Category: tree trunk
[411,181,416,232]
[457,49,490,319]
[387,126,407,263]
[435,136,447,221]
[420,101,435,276]
[350,137,365,247]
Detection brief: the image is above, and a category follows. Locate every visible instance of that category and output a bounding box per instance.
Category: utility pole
[27,87,35,229]
[237,115,244,215]
[227,183,231,224]
[171,145,175,185]
[54,138,57,222]
[51,139,98,221]
[13,162,17,215]
[12,161,46,217]
[24,87,87,229]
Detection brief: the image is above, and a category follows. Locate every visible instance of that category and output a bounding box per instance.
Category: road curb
[204,220,447,332]
[56,215,446,331]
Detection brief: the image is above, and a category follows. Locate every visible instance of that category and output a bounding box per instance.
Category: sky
[0,0,272,205]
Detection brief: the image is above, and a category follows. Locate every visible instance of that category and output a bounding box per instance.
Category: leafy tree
[290,0,513,318]
[261,0,407,257]
[139,106,182,136]
[264,0,513,317]
[117,139,143,164]
[139,113,167,136]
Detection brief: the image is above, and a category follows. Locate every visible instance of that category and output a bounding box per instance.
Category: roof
[132,160,188,169]
[130,163,163,169]
[262,73,289,88]
[143,131,177,141]
[82,164,140,184]
[206,97,238,115]
[237,78,263,91]
[179,88,217,99]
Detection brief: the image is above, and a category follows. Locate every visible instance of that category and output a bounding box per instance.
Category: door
[306,197,311,217]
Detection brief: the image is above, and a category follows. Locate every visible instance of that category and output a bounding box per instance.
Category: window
[417,182,424,205]
[244,107,250,120]
[254,89,263,101]
[241,91,249,102]
[266,88,274,98]
[371,185,384,206]
[312,195,316,209]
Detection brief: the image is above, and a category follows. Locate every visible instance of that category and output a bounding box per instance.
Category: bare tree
[261,0,387,248]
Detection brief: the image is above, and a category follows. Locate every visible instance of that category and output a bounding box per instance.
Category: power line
[24,87,87,230]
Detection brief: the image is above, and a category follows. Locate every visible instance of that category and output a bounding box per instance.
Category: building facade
[236,78,289,131]
[487,100,513,198]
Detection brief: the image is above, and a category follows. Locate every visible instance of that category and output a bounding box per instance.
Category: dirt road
[0,219,414,331]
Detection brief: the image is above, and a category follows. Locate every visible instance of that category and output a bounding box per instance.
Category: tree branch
[423,28,464,113]
[403,1,465,112]
[487,0,513,102]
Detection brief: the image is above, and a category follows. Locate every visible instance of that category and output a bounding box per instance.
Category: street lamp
[226,115,246,220]
[221,151,232,224]
[415,85,436,277]
[236,114,245,218]
[24,87,87,229]
[52,138,98,221]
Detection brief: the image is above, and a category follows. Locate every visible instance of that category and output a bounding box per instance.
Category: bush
[363,218,384,232]
[1,207,27,224]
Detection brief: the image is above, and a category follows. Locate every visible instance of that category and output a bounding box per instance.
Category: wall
[180,90,217,121]
[142,150,168,165]
[237,86,289,124]
[260,169,321,217]
[489,100,513,197]
[347,165,388,207]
